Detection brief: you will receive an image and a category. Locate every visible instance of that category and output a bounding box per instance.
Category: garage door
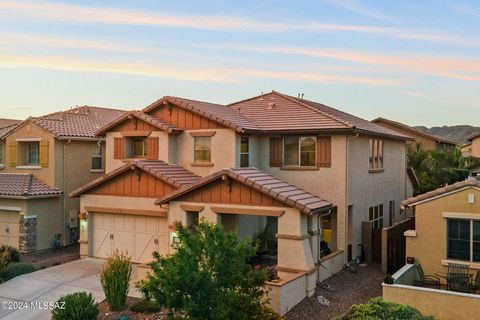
[90,213,169,263]
[0,210,20,248]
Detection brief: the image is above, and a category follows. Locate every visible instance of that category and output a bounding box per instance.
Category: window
[91,155,103,171]
[369,204,384,229]
[25,141,39,165]
[369,139,384,170]
[133,137,147,157]
[194,137,211,163]
[284,136,316,167]
[240,137,249,167]
[0,144,3,165]
[447,219,480,262]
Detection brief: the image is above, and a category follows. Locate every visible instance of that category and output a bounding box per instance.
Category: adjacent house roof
[468,133,480,142]
[0,118,22,139]
[402,176,480,207]
[371,117,456,145]
[9,106,126,140]
[70,159,200,197]
[143,96,260,133]
[227,92,411,139]
[95,110,182,136]
[0,174,62,198]
[155,167,332,215]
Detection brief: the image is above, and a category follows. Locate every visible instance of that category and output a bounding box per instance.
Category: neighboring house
[461,142,472,157]
[0,106,125,251]
[372,117,457,151]
[72,91,412,314]
[0,118,22,169]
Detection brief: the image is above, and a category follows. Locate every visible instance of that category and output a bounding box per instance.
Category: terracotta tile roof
[155,167,332,215]
[25,106,126,139]
[143,96,260,133]
[95,111,182,136]
[228,92,411,139]
[372,117,456,145]
[70,159,200,197]
[0,174,62,198]
[402,176,480,207]
[0,118,22,139]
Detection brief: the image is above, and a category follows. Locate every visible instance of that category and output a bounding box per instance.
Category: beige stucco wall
[406,187,480,276]
[347,136,409,260]
[26,197,63,251]
[0,140,5,167]
[471,137,480,158]
[383,283,480,320]
[268,272,307,315]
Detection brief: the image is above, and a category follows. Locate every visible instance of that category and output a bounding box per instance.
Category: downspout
[63,139,71,246]
[344,128,359,263]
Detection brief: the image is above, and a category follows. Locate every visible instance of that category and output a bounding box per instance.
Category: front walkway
[285,264,384,320]
[0,258,141,320]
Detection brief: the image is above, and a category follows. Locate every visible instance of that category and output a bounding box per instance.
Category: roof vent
[259,92,264,100]
[266,102,275,110]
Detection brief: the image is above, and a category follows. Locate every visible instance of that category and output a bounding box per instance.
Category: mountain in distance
[414,125,480,145]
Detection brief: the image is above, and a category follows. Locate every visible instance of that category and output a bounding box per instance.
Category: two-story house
[71,92,412,312]
[0,118,22,168]
[0,106,124,253]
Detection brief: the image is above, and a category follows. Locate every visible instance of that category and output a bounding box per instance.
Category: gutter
[58,136,106,142]
[0,194,63,200]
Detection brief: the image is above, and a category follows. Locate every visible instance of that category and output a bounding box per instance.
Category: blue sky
[0,0,479,126]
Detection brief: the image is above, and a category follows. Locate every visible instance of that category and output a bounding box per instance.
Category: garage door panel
[113,231,134,257]
[134,232,157,263]
[0,211,20,249]
[91,229,111,259]
[157,233,170,256]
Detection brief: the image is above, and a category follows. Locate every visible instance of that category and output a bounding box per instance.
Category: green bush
[100,250,132,311]
[0,245,20,264]
[130,299,162,313]
[340,298,434,320]
[51,292,99,320]
[251,306,285,320]
[0,263,36,281]
[140,220,269,320]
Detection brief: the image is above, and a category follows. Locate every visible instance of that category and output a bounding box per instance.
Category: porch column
[199,205,219,224]
[277,209,316,296]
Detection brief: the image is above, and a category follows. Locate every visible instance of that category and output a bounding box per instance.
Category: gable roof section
[70,159,200,197]
[95,111,182,136]
[143,96,260,133]
[9,106,126,140]
[402,177,480,207]
[372,117,456,145]
[228,92,411,139]
[155,167,332,215]
[0,174,62,198]
[0,118,22,139]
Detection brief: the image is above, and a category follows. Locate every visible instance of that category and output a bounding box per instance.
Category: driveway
[0,258,141,320]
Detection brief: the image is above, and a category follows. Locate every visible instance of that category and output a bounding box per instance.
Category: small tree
[140,220,270,320]
[100,250,132,311]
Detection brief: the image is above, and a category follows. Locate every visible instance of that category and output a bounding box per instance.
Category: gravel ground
[98,297,168,320]
[285,264,384,320]
[20,244,80,268]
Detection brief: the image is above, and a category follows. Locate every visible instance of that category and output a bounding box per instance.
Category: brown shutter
[40,140,49,167]
[269,137,283,167]
[114,137,124,159]
[317,136,331,167]
[9,142,18,167]
[147,136,159,160]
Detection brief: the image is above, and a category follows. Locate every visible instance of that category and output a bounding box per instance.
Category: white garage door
[0,210,20,248]
[90,213,169,263]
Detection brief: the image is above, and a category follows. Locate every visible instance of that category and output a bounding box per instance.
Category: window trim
[445,215,480,263]
[193,136,212,164]
[283,135,317,167]
[132,137,147,158]
[369,204,384,229]
[240,136,249,167]
[90,154,104,172]
[369,139,384,172]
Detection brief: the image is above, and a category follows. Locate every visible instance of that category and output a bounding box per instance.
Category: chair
[470,271,480,293]
[448,273,474,293]
[414,264,440,289]
[447,262,469,275]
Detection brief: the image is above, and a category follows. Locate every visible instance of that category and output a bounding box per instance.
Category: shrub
[51,292,99,320]
[100,250,132,311]
[0,263,36,281]
[130,299,162,313]
[141,220,269,320]
[0,245,20,264]
[340,298,434,320]
[251,306,285,320]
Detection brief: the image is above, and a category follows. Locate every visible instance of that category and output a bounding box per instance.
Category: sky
[0,1,480,127]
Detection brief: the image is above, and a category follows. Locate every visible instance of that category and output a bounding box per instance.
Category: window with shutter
[317,136,331,167]
[269,137,282,167]
[9,142,17,167]
[39,140,49,167]
[147,136,159,160]
[113,137,124,159]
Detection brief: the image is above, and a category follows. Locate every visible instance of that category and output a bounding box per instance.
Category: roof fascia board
[404,186,480,207]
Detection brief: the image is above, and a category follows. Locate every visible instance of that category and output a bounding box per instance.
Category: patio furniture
[447,262,469,275]
[471,271,480,293]
[414,264,440,289]
[448,273,474,293]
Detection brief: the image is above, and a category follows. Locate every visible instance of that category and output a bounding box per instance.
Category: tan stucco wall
[268,272,307,315]
[26,197,63,251]
[0,140,5,167]
[406,187,480,276]
[347,136,409,259]
[471,137,480,158]
[383,284,480,320]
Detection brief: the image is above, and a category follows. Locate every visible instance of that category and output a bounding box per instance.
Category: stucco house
[0,106,124,252]
[372,117,457,151]
[71,91,413,314]
[0,118,22,168]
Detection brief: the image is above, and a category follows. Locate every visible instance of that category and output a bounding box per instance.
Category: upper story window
[284,136,316,167]
[447,219,480,262]
[194,136,211,163]
[369,204,384,229]
[91,144,103,172]
[9,139,48,168]
[114,136,159,160]
[133,137,147,157]
[240,137,249,167]
[22,141,40,165]
[369,139,384,171]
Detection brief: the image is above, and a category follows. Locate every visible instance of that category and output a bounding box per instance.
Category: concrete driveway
[0,258,141,320]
